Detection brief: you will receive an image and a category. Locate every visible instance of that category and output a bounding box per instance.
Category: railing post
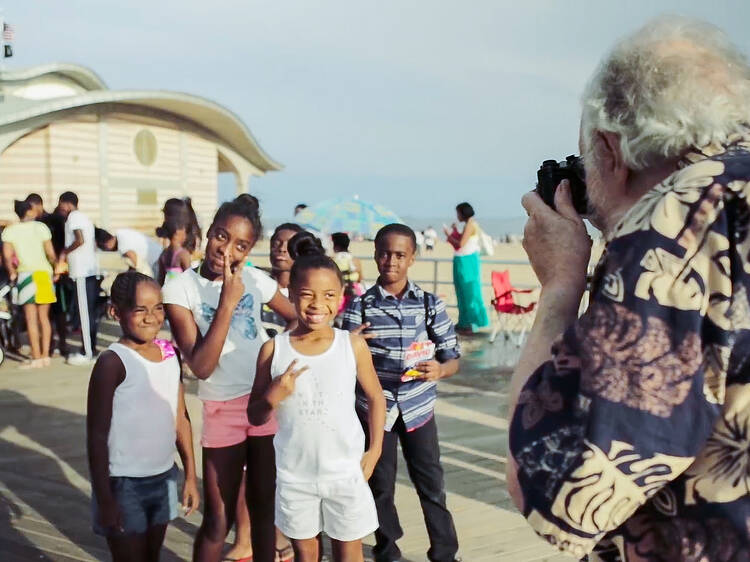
[433,259,439,294]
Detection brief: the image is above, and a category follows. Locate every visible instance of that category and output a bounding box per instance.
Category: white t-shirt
[271,329,364,484]
[163,267,278,402]
[116,228,162,273]
[64,209,97,279]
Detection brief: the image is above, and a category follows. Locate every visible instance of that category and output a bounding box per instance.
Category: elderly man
[507,17,750,561]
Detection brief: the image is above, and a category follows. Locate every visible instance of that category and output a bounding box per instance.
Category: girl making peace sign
[163,195,296,562]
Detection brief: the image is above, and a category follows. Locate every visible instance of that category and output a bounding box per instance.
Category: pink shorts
[201,394,278,448]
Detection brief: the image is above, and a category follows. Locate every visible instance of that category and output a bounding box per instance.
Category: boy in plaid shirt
[342,224,461,562]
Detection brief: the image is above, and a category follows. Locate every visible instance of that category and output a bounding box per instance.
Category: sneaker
[66,353,94,366]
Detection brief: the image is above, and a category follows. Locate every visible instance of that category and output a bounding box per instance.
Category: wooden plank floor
[0,324,568,561]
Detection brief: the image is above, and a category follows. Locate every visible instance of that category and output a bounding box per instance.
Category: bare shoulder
[91,350,126,383]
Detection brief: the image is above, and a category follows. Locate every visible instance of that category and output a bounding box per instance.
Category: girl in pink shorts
[164,195,297,562]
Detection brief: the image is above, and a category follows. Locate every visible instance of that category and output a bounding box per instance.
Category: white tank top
[271,329,364,484]
[107,341,180,477]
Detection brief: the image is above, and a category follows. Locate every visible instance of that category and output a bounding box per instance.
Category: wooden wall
[0,113,221,236]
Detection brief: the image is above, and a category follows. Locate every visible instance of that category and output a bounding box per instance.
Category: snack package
[401,340,436,381]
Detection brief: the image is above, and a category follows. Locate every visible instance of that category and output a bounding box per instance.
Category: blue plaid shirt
[341,281,460,431]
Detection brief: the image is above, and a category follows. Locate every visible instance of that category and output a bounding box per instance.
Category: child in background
[164,194,297,562]
[341,224,462,562]
[248,235,385,562]
[262,223,305,334]
[87,271,199,561]
[156,217,192,286]
[331,232,364,316]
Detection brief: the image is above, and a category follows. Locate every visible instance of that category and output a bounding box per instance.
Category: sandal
[222,557,253,562]
[276,544,294,562]
[19,359,44,370]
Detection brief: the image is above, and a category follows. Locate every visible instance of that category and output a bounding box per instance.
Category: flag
[4,45,11,58]
[2,23,13,42]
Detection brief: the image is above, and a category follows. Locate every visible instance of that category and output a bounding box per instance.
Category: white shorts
[276,474,378,542]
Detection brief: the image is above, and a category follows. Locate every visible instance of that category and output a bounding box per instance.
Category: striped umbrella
[295,196,403,239]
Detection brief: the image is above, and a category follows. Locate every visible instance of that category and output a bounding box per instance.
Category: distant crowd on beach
[1,189,484,562]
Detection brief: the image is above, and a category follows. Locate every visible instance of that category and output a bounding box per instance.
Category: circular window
[134,129,158,166]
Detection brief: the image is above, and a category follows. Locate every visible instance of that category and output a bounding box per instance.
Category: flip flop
[222,557,253,562]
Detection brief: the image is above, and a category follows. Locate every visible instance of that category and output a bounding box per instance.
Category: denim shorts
[92,464,179,536]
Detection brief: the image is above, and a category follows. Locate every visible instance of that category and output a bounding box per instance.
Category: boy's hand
[361,448,381,480]
[98,498,124,534]
[182,477,200,516]
[415,360,443,381]
[350,322,376,340]
[268,359,309,405]
[219,249,245,308]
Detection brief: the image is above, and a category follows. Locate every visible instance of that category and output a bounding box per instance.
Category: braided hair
[110,271,159,311]
[210,194,263,241]
[288,232,343,288]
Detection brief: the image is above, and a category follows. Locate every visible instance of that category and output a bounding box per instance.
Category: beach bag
[479,229,495,256]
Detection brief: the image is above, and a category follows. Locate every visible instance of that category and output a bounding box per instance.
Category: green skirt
[453,252,489,331]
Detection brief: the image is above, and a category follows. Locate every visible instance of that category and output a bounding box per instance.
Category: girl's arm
[166,254,245,379]
[266,289,297,324]
[43,239,57,267]
[178,249,191,271]
[352,334,385,480]
[2,242,17,281]
[174,381,199,516]
[247,339,276,425]
[248,339,308,425]
[86,351,126,530]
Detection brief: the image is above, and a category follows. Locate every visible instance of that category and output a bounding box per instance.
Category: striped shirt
[341,281,460,431]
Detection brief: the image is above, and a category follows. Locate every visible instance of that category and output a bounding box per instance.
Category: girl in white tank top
[248,237,386,561]
[87,271,199,558]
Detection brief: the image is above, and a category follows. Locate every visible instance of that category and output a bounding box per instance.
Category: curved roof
[0,89,282,172]
[0,63,282,172]
[0,63,107,91]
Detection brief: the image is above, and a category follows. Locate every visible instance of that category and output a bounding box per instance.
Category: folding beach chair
[488,270,538,346]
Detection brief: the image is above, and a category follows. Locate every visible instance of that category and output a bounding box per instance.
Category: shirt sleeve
[1,226,13,244]
[250,267,278,303]
[341,296,363,332]
[509,171,731,556]
[66,211,84,231]
[429,295,460,362]
[162,272,191,309]
[36,222,52,241]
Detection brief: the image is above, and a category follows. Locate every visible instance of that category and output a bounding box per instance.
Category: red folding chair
[488,270,538,346]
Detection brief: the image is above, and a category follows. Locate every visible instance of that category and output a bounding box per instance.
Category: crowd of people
[0,191,468,561]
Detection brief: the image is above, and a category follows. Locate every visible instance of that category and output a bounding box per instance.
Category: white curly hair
[581,16,750,169]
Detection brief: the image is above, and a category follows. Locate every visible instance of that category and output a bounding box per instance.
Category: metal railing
[251,253,540,310]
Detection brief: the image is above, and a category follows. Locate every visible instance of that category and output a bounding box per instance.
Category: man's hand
[521,180,591,296]
[415,360,443,381]
[350,322,376,340]
[182,477,200,516]
[267,359,309,405]
[219,249,245,308]
[361,448,381,480]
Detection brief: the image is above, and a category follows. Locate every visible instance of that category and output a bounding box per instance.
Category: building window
[134,129,157,166]
[137,189,158,205]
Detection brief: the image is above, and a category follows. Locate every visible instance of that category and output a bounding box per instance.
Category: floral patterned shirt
[509,133,750,561]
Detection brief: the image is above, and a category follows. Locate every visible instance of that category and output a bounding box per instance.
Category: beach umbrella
[295,196,403,239]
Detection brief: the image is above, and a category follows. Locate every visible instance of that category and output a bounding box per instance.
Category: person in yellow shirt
[1,199,58,368]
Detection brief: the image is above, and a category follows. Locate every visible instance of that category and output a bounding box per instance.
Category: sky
[4,0,750,220]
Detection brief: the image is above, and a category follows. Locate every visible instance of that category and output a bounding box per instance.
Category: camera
[535,155,588,215]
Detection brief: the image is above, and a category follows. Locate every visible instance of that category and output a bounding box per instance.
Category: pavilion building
[0,63,281,231]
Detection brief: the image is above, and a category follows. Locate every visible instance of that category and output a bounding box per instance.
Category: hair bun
[235,193,260,212]
[288,231,324,260]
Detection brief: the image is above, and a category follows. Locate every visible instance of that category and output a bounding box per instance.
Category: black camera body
[535,155,588,215]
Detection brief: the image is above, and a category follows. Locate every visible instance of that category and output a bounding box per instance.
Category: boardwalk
[0,324,567,561]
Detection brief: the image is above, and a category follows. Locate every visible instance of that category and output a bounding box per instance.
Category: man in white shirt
[95,227,162,277]
[56,191,98,365]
